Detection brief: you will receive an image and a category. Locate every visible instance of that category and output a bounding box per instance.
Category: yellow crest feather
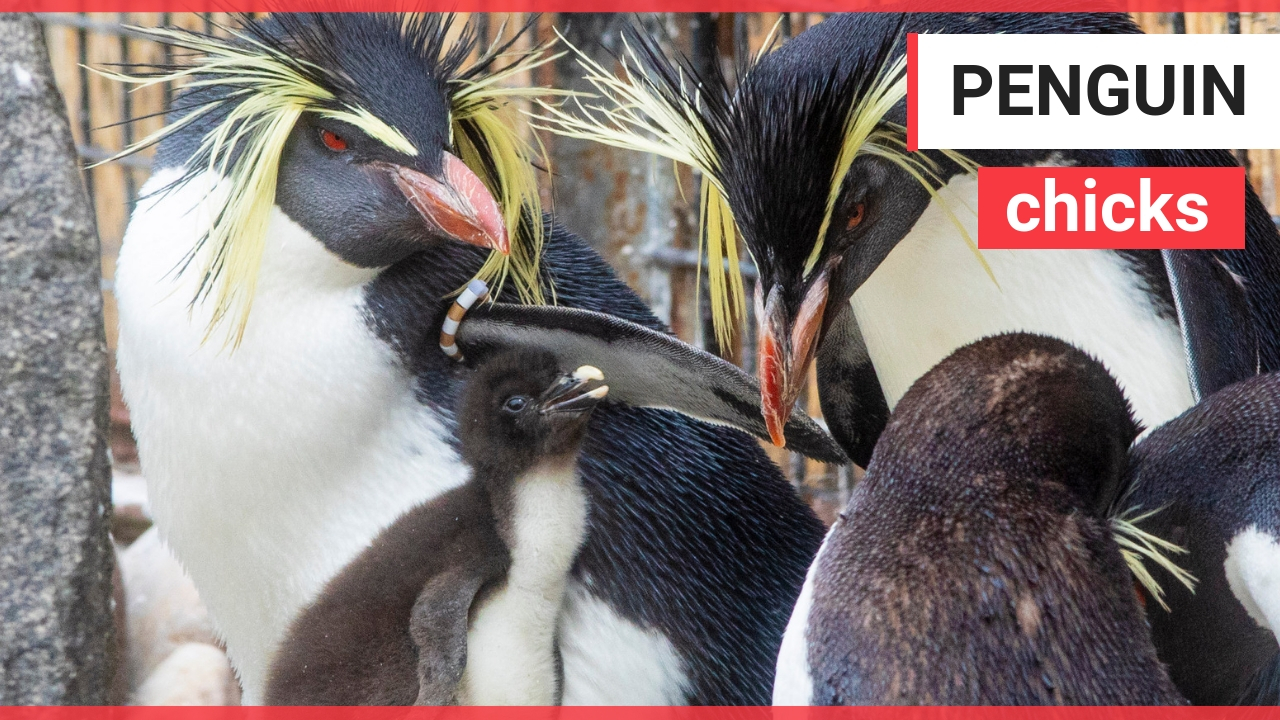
[98,16,558,347]
[530,31,746,348]
[1111,506,1198,611]
[450,37,570,306]
[536,27,989,347]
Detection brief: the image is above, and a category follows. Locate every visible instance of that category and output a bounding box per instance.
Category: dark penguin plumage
[369,222,824,704]
[774,333,1184,705]
[754,13,1280,460]
[265,350,606,705]
[567,13,1280,466]
[115,13,824,704]
[1123,371,1280,705]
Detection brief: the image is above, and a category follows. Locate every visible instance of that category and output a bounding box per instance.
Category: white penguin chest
[114,170,470,703]
[460,463,588,705]
[851,174,1194,431]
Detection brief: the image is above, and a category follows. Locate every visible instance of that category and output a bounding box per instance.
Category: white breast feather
[114,170,470,702]
[460,462,587,705]
[557,581,691,704]
[851,173,1194,431]
[772,522,839,705]
[1224,525,1280,640]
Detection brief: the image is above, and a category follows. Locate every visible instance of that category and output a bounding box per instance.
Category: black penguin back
[1124,371,1280,705]
[366,219,825,704]
[805,333,1183,705]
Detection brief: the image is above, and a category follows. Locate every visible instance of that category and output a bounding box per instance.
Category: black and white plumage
[1123,371,1280,705]
[543,12,1280,468]
[114,13,824,705]
[455,303,848,464]
[266,351,608,705]
[773,333,1186,705]
[543,19,1279,705]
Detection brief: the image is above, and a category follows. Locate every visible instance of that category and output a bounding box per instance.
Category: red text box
[978,166,1244,250]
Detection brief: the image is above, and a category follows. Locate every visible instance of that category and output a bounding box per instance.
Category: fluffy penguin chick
[265,350,607,705]
[1123,371,1280,705]
[779,333,1184,705]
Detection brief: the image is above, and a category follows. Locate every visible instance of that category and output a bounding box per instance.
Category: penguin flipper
[1235,652,1280,705]
[409,561,503,705]
[1163,249,1259,400]
[455,303,850,464]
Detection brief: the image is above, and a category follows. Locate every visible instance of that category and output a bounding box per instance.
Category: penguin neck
[461,454,588,705]
[491,454,588,591]
[115,168,473,702]
[849,173,1194,431]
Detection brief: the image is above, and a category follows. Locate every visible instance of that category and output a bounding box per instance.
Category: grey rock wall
[0,12,116,705]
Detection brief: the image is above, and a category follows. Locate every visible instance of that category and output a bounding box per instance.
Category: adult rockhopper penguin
[1123,371,1280,705]
[541,12,1280,466]
[111,14,824,705]
[772,333,1185,705]
[266,352,608,705]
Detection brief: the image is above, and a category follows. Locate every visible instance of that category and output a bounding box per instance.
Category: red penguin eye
[320,129,348,152]
[846,202,866,230]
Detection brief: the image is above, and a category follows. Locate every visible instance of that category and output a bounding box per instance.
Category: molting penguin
[1123,371,1280,705]
[111,13,828,704]
[772,333,1185,705]
[540,13,1280,466]
[265,351,608,705]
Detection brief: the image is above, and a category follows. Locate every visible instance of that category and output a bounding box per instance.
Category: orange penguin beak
[759,271,830,447]
[388,152,510,255]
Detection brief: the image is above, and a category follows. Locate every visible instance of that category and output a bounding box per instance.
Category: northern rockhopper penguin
[110,13,826,704]
[1123,371,1280,705]
[539,13,1280,466]
[773,333,1185,705]
[265,351,608,705]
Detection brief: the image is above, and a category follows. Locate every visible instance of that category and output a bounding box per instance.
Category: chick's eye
[320,129,348,152]
[503,395,528,413]
[846,202,865,230]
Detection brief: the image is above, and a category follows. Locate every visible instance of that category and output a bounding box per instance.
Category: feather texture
[533,22,980,345]
[98,13,558,344]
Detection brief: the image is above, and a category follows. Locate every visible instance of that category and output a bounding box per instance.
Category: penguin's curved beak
[540,365,609,416]
[759,270,829,448]
[386,152,510,255]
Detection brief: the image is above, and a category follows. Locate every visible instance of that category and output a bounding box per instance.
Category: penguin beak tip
[387,153,510,255]
[574,365,605,382]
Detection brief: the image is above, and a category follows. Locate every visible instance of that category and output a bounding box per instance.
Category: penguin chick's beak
[386,152,510,255]
[759,271,829,448]
[540,365,609,416]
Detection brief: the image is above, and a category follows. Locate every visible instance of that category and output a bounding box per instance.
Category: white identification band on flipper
[440,279,490,360]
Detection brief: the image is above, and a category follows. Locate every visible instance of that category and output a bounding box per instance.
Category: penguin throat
[461,459,588,704]
[849,173,1194,432]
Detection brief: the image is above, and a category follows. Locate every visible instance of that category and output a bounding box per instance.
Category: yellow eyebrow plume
[98,15,563,348]
[530,30,745,349]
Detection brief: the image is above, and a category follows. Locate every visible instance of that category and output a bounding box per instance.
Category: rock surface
[0,13,116,704]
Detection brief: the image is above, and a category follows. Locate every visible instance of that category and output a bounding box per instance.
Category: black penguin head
[458,350,609,477]
[538,17,955,446]
[725,19,959,445]
[878,333,1140,516]
[127,13,556,343]
[258,14,508,268]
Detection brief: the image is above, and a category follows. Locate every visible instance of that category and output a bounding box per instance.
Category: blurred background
[34,10,1280,527]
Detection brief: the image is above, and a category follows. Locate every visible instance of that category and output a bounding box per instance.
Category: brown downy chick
[265,350,606,705]
[774,332,1184,705]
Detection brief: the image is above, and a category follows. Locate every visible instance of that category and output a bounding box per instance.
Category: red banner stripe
[1,709,1277,718]
[14,1,1280,11]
